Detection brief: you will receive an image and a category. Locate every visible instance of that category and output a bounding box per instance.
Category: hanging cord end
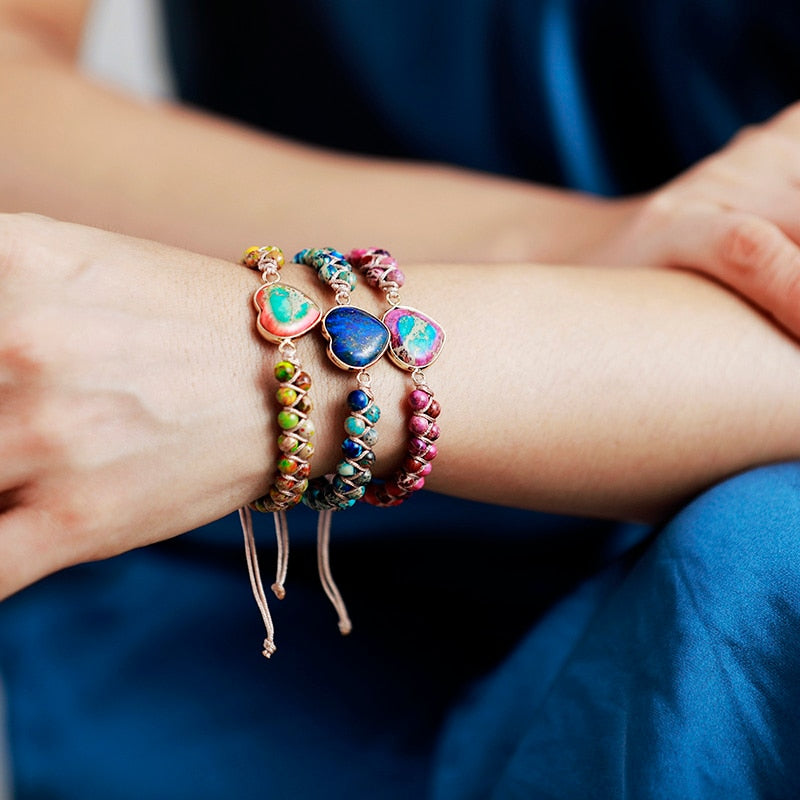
[262,638,277,659]
[337,617,353,636]
[271,582,286,600]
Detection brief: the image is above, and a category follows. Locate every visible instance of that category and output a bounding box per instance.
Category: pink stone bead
[409,390,431,411]
[386,481,406,498]
[418,462,433,477]
[427,399,441,418]
[412,477,425,491]
[365,267,383,287]
[423,444,438,461]
[403,455,425,473]
[385,268,405,287]
[409,437,428,457]
[408,414,430,435]
[428,423,441,441]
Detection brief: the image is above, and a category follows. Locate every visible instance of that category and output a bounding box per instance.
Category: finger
[0,506,66,600]
[668,210,800,338]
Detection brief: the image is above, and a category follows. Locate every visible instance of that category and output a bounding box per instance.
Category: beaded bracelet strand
[293,247,390,633]
[239,245,322,657]
[346,248,444,506]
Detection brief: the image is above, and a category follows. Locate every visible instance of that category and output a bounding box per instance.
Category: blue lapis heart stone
[322,306,390,371]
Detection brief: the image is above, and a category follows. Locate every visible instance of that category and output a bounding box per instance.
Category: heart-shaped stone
[253,283,322,342]
[322,306,389,371]
[382,306,445,369]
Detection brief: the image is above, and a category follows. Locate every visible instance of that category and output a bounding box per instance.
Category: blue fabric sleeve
[433,463,800,798]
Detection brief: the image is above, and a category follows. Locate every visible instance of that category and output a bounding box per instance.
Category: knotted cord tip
[262,638,277,659]
[338,619,353,636]
[271,583,286,600]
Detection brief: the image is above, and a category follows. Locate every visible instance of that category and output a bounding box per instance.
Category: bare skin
[1,214,799,599]
[2,5,800,598]
[2,2,800,334]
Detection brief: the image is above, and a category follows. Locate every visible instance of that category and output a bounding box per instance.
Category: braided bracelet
[293,247,390,633]
[239,245,322,656]
[294,248,389,511]
[346,248,444,506]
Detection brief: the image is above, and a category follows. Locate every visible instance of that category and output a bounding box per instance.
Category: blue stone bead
[323,306,390,370]
[292,248,311,265]
[332,475,350,493]
[345,415,366,437]
[337,462,357,478]
[320,264,338,282]
[364,404,381,424]
[342,438,363,459]
[347,389,370,411]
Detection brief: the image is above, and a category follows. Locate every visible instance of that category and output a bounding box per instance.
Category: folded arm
[1,214,798,597]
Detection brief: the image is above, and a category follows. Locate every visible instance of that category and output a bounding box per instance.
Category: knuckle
[0,312,54,378]
[716,216,781,279]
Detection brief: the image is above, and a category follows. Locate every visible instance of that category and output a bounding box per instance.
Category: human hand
[0,214,275,599]
[583,102,800,337]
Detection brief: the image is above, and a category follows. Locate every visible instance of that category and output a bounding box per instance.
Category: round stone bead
[275,360,296,382]
[352,468,372,486]
[269,486,288,504]
[424,444,438,461]
[363,404,381,424]
[278,457,298,475]
[347,389,370,411]
[409,437,429,457]
[403,455,425,473]
[418,462,433,477]
[385,482,406,498]
[296,441,314,459]
[361,428,379,447]
[385,268,405,287]
[357,449,376,466]
[294,372,312,391]
[409,389,431,411]
[295,462,311,479]
[342,438,364,459]
[319,263,338,282]
[337,462,357,478]
[278,434,299,453]
[276,386,298,406]
[427,399,441,418]
[278,410,300,430]
[275,474,296,491]
[344,415,366,437]
[295,419,315,439]
[409,414,430,435]
[428,423,441,441]
[295,394,313,414]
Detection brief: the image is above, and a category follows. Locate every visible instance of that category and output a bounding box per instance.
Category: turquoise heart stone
[253,283,321,342]
[383,306,445,369]
[323,306,389,370]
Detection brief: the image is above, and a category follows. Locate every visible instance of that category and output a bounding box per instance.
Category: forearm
[345,261,800,522]
[2,214,799,597]
[0,21,627,263]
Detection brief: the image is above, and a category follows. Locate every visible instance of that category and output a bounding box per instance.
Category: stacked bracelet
[239,245,322,656]
[346,248,444,507]
[292,247,391,634]
[293,248,389,511]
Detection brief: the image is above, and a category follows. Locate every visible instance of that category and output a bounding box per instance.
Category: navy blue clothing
[163,0,800,194]
[3,2,800,797]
